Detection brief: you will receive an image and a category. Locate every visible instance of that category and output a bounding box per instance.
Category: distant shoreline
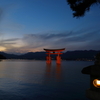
[0,59,94,62]
[0,50,99,61]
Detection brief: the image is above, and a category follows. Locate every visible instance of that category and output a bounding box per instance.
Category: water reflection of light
[46,64,51,73]
[56,64,61,80]
[45,64,51,79]
[44,64,62,84]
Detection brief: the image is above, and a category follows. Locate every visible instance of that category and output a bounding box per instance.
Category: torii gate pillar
[44,48,65,64]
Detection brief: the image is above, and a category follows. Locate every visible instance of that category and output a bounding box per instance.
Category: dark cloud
[58,30,100,43]
[1,26,100,54]
[20,28,100,51]
[0,38,20,46]
[3,38,20,41]
[2,43,16,45]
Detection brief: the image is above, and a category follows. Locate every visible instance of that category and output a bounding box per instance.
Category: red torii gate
[44,48,65,64]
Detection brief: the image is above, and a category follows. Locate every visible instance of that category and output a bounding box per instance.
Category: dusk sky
[0,0,100,54]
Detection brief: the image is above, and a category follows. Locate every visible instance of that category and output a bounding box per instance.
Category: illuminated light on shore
[93,79,100,88]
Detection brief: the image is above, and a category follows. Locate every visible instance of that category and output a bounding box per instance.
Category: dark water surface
[0,60,93,100]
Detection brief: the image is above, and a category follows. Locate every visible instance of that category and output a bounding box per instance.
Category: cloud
[0,38,20,46]
[3,38,20,41]
[0,37,24,53]
[19,28,100,51]
[0,26,100,54]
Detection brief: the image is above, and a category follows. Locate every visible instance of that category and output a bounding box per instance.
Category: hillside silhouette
[0,50,100,60]
[0,54,6,59]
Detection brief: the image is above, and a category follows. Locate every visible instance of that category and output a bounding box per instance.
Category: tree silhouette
[0,54,6,59]
[66,0,100,18]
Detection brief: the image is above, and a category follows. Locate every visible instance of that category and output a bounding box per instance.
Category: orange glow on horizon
[0,46,6,51]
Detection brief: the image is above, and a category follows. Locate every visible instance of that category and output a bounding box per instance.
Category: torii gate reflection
[45,64,62,82]
[44,48,65,64]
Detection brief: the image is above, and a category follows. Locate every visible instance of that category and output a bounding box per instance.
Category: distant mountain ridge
[0,50,100,60]
[62,50,100,60]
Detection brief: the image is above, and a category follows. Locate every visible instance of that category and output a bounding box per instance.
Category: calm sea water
[0,60,93,100]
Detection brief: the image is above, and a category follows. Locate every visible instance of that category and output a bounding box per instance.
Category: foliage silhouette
[66,0,99,17]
